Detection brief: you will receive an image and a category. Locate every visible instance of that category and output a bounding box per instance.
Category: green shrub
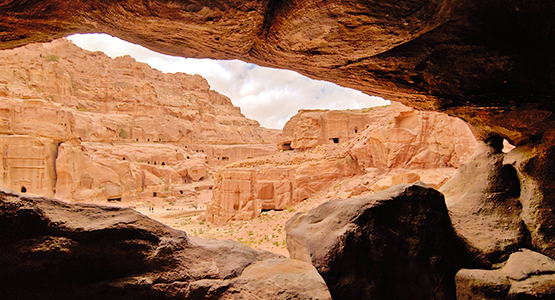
[46,54,59,62]
[119,129,129,139]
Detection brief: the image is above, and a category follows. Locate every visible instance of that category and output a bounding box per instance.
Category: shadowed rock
[0,188,330,300]
[456,248,555,299]
[286,182,478,300]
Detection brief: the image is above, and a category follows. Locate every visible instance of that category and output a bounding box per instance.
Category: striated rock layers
[0,189,332,300]
[0,39,279,201]
[207,102,477,225]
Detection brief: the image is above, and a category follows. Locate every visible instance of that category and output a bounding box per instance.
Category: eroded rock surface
[278,108,389,151]
[0,39,278,145]
[2,0,555,144]
[286,182,475,300]
[208,103,477,225]
[0,39,279,202]
[206,146,362,225]
[0,189,330,300]
[456,248,555,299]
[347,102,477,170]
[441,139,527,263]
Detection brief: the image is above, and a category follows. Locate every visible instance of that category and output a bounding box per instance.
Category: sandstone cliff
[206,103,478,225]
[0,39,279,201]
[0,38,278,144]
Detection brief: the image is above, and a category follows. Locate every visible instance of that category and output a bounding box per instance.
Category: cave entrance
[20,186,27,193]
[331,138,339,144]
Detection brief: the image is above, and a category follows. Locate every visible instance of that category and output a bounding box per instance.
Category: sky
[68,33,389,129]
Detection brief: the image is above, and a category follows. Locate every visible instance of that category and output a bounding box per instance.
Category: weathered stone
[0,39,278,145]
[0,135,57,197]
[348,102,477,170]
[504,133,555,259]
[208,103,477,225]
[441,139,527,263]
[0,188,330,300]
[456,249,555,299]
[206,148,362,225]
[2,0,555,145]
[286,182,474,300]
[279,109,386,150]
[0,39,281,203]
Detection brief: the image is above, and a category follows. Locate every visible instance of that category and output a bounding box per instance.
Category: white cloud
[68,33,389,129]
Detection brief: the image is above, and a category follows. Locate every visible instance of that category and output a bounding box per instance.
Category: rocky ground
[129,166,458,257]
[107,174,347,257]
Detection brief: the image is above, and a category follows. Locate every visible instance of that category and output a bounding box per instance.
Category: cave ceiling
[1,0,555,144]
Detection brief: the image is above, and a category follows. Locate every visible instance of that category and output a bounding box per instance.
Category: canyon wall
[207,103,478,225]
[0,39,279,201]
[3,1,555,298]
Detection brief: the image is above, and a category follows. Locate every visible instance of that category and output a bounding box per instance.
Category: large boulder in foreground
[0,189,330,300]
[286,182,476,300]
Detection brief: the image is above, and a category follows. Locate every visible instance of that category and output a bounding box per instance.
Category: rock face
[278,108,387,150]
[0,39,279,201]
[0,135,57,197]
[207,103,477,225]
[0,38,278,145]
[347,102,477,170]
[456,249,555,299]
[286,182,474,300]
[279,103,477,168]
[441,139,527,264]
[5,1,555,299]
[206,147,362,225]
[0,189,331,300]
[54,141,211,202]
[2,0,554,144]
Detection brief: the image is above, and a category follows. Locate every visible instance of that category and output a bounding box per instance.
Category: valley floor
[133,181,337,257]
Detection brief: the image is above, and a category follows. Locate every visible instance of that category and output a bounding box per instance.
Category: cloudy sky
[68,33,389,129]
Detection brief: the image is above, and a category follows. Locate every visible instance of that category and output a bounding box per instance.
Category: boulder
[456,248,555,299]
[0,189,331,300]
[286,182,475,300]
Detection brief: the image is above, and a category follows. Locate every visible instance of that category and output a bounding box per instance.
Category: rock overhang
[2,0,555,143]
